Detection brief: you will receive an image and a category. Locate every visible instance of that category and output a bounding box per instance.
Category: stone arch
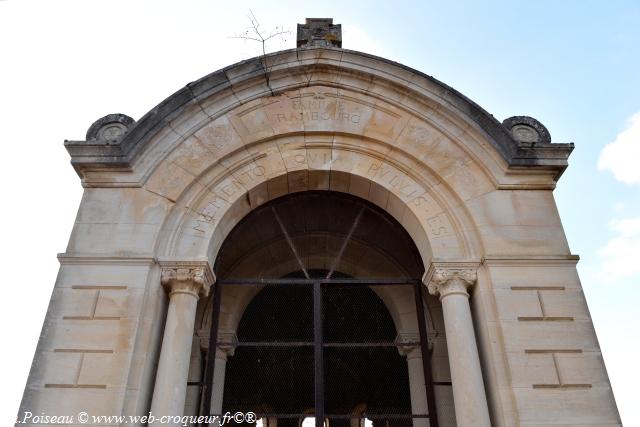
[192,190,442,346]
[138,68,501,265]
[151,130,488,267]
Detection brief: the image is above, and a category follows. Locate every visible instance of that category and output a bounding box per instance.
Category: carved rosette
[159,260,215,299]
[424,263,479,300]
[85,113,135,144]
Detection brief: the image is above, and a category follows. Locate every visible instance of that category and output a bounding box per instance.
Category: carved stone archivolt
[423,263,479,300]
[158,260,215,298]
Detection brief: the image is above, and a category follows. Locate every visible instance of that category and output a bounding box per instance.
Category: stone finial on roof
[85,113,135,145]
[297,18,342,48]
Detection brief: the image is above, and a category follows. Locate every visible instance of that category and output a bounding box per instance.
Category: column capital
[158,259,215,298]
[394,332,421,358]
[216,331,239,359]
[197,330,239,360]
[423,262,479,300]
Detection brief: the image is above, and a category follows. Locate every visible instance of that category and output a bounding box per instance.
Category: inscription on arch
[274,93,362,124]
[233,88,401,139]
[188,163,453,239]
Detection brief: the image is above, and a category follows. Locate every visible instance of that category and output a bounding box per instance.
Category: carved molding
[394,332,421,358]
[423,262,479,300]
[196,328,210,350]
[197,329,238,360]
[158,259,215,298]
[217,331,239,358]
[297,18,342,48]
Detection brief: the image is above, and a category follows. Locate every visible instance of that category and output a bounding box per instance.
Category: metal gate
[201,277,439,427]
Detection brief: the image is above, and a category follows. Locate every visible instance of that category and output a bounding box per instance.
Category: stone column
[184,336,203,425]
[396,333,429,427]
[150,261,214,426]
[209,332,238,416]
[425,264,490,427]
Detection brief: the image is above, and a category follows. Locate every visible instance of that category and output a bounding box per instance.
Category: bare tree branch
[229,10,291,95]
[230,10,290,55]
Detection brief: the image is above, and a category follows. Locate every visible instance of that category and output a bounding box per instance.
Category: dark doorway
[202,192,438,427]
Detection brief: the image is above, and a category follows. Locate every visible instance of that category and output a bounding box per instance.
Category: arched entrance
[202,192,439,427]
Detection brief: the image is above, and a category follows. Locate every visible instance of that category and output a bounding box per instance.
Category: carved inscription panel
[230,88,404,141]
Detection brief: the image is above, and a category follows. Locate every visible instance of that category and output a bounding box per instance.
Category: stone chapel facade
[19,19,621,427]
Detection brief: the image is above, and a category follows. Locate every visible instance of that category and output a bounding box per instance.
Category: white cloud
[598,112,640,184]
[612,201,625,212]
[598,217,640,282]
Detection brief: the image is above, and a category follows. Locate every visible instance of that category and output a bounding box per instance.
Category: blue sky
[1,0,638,424]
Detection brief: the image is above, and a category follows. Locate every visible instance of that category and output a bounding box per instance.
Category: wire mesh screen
[210,282,433,426]
[222,284,314,417]
[322,285,412,417]
[323,347,411,415]
[322,286,397,343]
[236,285,314,342]
[223,346,315,415]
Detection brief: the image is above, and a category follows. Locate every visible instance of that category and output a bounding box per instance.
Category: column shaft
[407,353,430,427]
[150,261,213,427]
[210,355,228,416]
[426,267,491,427]
[440,291,490,426]
[150,290,200,425]
[184,337,203,423]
